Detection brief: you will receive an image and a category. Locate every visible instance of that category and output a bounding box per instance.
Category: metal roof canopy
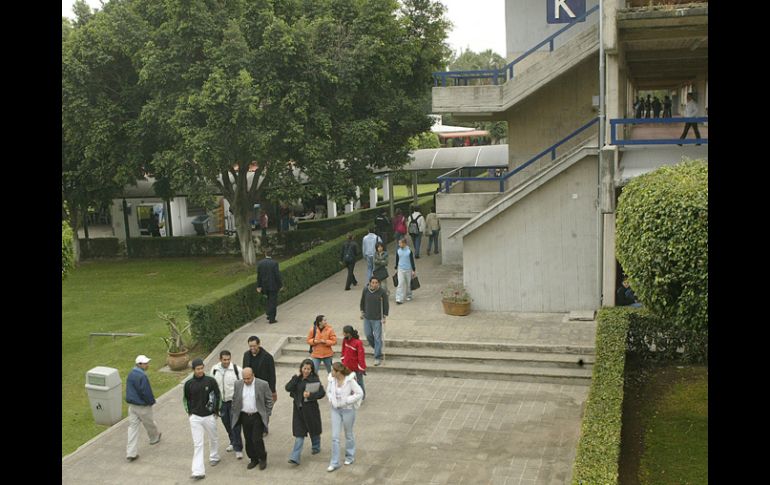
[393,144,509,172]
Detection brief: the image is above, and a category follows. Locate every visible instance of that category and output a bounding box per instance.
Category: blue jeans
[290,434,320,464]
[312,357,332,375]
[219,401,243,452]
[330,408,356,468]
[364,255,375,282]
[411,233,422,257]
[428,230,440,254]
[355,371,366,400]
[363,318,383,360]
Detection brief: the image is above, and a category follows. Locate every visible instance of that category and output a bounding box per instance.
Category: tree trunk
[68,207,81,264]
[234,208,256,266]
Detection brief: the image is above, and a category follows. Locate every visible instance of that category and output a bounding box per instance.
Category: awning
[436,130,490,139]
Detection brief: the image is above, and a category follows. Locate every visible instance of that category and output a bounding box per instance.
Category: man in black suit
[256,247,282,323]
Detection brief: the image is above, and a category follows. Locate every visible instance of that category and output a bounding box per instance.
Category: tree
[62,221,75,280]
[615,160,708,332]
[65,0,450,265]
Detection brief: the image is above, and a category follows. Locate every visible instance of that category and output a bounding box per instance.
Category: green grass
[638,366,708,485]
[389,184,438,200]
[62,257,255,456]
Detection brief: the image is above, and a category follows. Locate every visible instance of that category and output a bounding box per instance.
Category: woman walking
[372,241,389,294]
[392,208,407,242]
[394,237,416,304]
[285,359,326,465]
[307,315,337,375]
[340,325,367,400]
[326,362,364,472]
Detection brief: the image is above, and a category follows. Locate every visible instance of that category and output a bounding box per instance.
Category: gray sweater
[360,286,389,319]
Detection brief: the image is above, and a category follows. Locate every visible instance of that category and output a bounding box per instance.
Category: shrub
[62,222,75,280]
[571,307,631,485]
[79,237,123,258]
[626,307,707,363]
[128,236,240,258]
[615,160,707,333]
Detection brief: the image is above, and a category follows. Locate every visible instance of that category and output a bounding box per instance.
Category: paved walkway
[63,243,596,484]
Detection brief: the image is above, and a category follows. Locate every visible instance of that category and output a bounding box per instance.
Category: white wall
[462,155,600,312]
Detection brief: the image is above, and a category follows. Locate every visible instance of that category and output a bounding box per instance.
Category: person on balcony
[679,92,702,144]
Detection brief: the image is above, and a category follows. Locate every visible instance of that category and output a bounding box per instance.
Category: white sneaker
[235,451,243,460]
[327,466,337,472]
[407,296,412,301]
[344,458,354,465]
[374,358,381,366]
[226,445,234,452]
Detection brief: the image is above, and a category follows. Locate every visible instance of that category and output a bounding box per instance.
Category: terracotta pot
[167,350,190,371]
[442,299,471,316]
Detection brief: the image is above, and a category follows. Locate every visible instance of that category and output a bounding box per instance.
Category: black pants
[345,262,357,290]
[264,290,278,320]
[240,412,267,463]
[680,122,701,140]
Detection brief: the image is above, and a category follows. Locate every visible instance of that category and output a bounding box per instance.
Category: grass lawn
[62,256,256,457]
[389,184,438,200]
[620,362,708,485]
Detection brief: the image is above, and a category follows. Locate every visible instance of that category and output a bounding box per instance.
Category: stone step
[284,336,594,355]
[279,342,594,369]
[274,354,592,386]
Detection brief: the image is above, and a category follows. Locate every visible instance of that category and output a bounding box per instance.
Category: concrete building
[432,0,707,312]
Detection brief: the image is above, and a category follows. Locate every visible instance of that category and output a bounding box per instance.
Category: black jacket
[341,240,359,263]
[285,374,326,437]
[243,348,277,394]
[183,375,221,417]
[360,286,389,319]
[257,257,282,291]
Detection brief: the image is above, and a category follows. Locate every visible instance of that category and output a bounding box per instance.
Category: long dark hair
[314,314,325,328]
[343,325,359,340]
[299,358,317,378]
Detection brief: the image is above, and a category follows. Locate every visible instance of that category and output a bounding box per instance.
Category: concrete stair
[275,337,594,386]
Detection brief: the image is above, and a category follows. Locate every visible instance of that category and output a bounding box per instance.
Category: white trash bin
[85,367,122,426]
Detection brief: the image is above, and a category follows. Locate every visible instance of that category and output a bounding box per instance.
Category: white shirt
[684,99,698,118]
[241,382,257,413]
[212,363,239,402]
[409,212,426,233]
[362,232,382,257]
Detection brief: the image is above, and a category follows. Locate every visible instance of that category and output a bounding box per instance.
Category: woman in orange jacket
[307,314,337,376]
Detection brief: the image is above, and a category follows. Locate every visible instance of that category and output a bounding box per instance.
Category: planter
[442,299,471,316]
[167,350,190,371]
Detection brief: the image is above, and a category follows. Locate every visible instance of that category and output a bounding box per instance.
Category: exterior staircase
[274,336,594,386]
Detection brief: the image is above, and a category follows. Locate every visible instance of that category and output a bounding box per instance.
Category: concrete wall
[462,155,600,312]
[505,0,599,66]
[111,196,227,241]
[436,192,501,264]
[505,56,599,173]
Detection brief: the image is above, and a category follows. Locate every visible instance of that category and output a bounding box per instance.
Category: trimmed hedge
[79,237,123,259]
[616,160,708,333]
[572,307,630,485]
[187,227,370,350]
[128,236,240,258]
[63,222,75,280]
[626,308,707,363]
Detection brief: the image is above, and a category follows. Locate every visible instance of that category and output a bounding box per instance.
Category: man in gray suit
[231,367,273,470]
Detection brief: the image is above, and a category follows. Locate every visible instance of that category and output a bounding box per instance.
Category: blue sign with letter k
[547,0,586,24]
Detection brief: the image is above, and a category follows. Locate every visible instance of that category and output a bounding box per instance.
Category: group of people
[124,326,367,479]
[633,94,673,119]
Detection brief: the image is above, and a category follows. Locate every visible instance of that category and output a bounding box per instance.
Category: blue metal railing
[610,117,708,146]
[437,118,599,193]
[433,5,599,87]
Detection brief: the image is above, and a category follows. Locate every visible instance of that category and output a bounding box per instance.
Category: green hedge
[572,307,630,485]
[625,308,707,363]
[616,160,708,333]
[63,222,75,280]
[127,236,240,258]
[187,227,370,350]
[79,238,123,259]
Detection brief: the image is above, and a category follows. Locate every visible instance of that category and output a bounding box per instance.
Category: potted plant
[159,312,192,371]
[441,283,472,316]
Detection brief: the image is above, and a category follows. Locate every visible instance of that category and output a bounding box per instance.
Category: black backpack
[343,242,355,263]
[408,214,421,235]
[213,364,240,380]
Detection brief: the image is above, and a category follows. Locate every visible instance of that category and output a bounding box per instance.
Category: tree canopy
[62,0,450,264]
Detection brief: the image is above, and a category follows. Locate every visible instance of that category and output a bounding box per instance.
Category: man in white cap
[125,355,161,462]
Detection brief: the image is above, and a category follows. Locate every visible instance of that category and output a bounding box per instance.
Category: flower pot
[167,350,190,371]
[442,299,471,316]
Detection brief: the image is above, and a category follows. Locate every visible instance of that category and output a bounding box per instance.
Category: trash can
[85,366,123,426]
[191,215,210,236]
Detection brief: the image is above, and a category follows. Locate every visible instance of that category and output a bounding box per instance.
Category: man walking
[125,354,161,462]
[183,358,222,480]
[374,210,391,246]
[407,206,425,258]
[424,206,440,256]
[340,233,359,291]
[361,227,382,283]
[257,246,282,323]
[360,276,389,366]
[679,92,702,144]
[212,350,243,460]
[242,336,278,408]
[232,367,273,471]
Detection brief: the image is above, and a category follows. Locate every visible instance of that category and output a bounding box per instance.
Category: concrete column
[602,213,616,307]
[369,187,378,209]
[354,186,361,210]
[326,199,337,219]
[412,172,418,203]
[381,175,390,202]
[388,176,395,217]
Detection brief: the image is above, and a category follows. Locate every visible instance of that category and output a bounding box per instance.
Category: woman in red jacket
[340,325,367,400]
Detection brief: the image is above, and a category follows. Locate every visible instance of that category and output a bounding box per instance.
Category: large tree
[63,0,449,265]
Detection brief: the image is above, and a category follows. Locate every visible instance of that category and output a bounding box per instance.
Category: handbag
[392,273,399,287]
[410,275,421,290]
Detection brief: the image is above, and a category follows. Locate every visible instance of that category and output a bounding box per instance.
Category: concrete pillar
[412,172,418,203]
[388,176,395,217]
[326,199,337,219]
[354,186,361,210]
[381,175,390,201]
[369,187,378,209]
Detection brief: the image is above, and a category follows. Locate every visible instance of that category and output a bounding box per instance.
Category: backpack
[408,214,421,235]
[213,363,239,380]
[343,242,355,263]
